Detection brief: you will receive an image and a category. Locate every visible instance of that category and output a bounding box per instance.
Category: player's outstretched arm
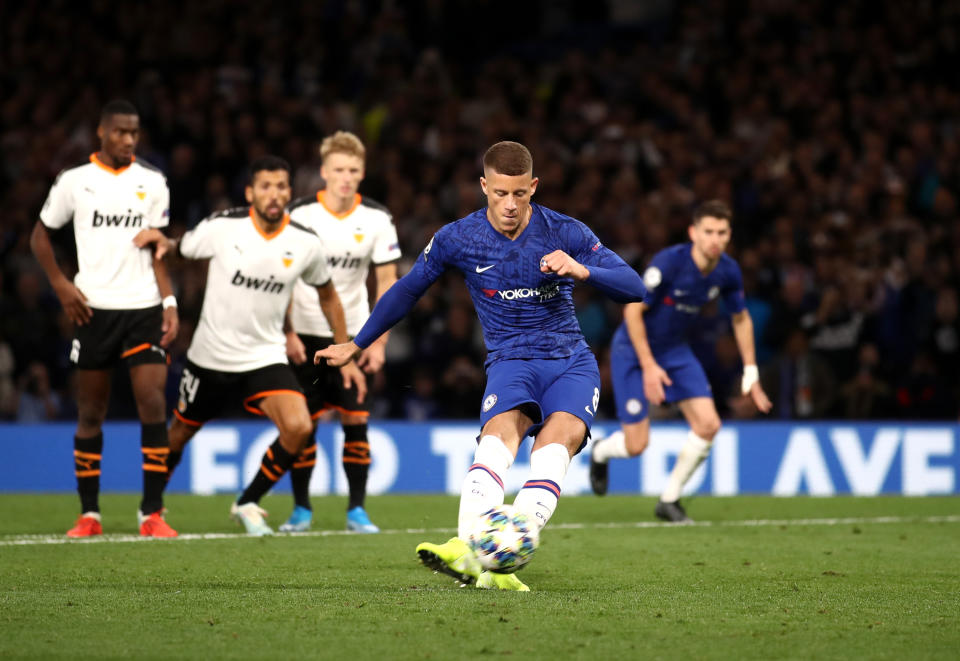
[730,310,772,413]
[30,221,92,326]
[350,261,436,351]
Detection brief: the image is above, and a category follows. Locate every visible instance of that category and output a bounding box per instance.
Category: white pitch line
[0,515,958,548]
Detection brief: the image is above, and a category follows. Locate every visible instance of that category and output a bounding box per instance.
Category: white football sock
[457,435,515,539]
[512,443,571,532]
[660,431,712,503]
[591,430,628,463]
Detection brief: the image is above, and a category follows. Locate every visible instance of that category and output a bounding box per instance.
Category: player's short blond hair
[320,131,366,163]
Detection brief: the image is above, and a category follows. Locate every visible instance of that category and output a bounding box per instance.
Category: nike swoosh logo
[475,264,495,273]
[584,406,594,417]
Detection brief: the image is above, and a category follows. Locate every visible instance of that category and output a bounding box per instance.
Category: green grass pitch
[1,494,958,660]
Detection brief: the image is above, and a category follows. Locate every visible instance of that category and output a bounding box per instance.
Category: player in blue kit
[588,200,772,522]
[315,141,645,590]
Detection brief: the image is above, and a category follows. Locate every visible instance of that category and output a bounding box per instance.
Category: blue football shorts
[479,349,601,445]
[610,341,711,424]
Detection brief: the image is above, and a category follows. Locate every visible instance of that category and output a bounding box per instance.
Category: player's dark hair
[248,155,292,183]
[692,199,733,225]
[99,99,138,123]
[483,141,533,176]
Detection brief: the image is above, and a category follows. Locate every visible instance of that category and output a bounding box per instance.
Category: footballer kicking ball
[467,505,539,573]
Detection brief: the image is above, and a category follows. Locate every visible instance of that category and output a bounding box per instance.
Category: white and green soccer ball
[467,505,539,573]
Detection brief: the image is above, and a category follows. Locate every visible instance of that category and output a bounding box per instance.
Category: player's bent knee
[624,434,649,456]
[279,414,313,446]
[135,392,167,423]
[76,408,107,435]
[694,418,721,440]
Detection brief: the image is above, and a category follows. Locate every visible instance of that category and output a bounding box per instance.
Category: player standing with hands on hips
[315,141,646,590]
[30,100,179,538]
[589,200,772,522]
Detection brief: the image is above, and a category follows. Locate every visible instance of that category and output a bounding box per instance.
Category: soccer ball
[467,505,539,573]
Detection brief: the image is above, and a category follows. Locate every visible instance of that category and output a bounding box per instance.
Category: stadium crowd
[1,0,958,421]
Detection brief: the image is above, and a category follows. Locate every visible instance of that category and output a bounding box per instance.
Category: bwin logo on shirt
[327,253,363,269]
[230,269,285,294]
[91,209,144,227]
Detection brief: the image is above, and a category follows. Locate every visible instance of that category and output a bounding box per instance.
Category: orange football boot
[66,514,103,537]
[139,512,178,537]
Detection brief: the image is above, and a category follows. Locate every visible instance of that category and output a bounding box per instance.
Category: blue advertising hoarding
[1,421,957,496]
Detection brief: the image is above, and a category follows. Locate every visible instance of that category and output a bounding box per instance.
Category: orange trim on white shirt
[317,191,361,219]
[249,207,290,240]
[90,153,134,175]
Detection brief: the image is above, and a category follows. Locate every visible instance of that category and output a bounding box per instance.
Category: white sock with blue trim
[457,435,515,539]
[512,443,571,532]
[591,430,628,463]
[660,431,712,503]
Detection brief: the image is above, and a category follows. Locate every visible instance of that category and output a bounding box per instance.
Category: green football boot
[416,537,481,585]
[476,571,530,591]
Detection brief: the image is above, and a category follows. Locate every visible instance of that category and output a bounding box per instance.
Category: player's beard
[255,203,285,226]
[102,147,134,168]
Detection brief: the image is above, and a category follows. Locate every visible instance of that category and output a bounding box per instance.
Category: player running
[280,131,400,534]
[30,100,178,538]
[315,141,646,590]
[588,200,772,522]
[134,156,365,536]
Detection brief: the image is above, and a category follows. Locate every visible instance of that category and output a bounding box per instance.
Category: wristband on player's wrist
[162,295,178,309]
[741,364,759,394]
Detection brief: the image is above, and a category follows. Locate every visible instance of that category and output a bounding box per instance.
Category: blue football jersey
[613,243,745,350]
[415,203,625,365]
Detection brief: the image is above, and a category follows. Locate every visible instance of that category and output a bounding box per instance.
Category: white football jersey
[181,207,331,372]
[288,192,401,336]
[40,154,170,310]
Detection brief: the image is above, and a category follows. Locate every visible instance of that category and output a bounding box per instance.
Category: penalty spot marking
[0,514,958,547]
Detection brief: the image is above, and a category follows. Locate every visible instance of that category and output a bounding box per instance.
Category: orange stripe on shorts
[121,343,152,359]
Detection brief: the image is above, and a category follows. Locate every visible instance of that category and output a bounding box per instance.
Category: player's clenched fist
[539,250,590,280]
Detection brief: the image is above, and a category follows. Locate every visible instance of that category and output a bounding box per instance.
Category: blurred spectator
[0,339,15,419]
[16,362,61,422]
[760,328,837,420]
[438,356,485,419]
[892,351,956,419]
[926,287,960,381]
[401,367,440,421]
[839,344,893,419]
